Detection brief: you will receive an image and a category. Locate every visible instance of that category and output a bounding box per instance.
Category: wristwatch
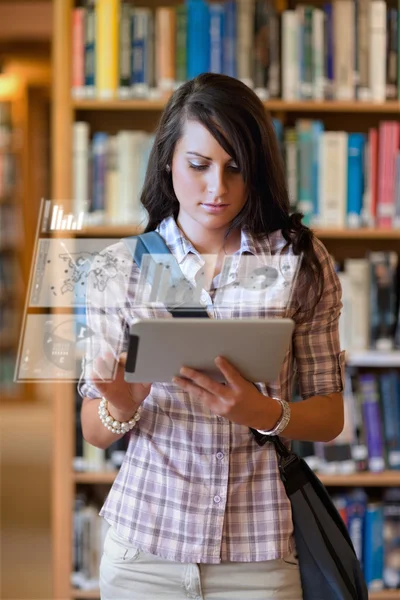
[256,397,291,436]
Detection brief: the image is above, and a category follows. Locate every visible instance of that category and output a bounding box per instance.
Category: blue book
[223,0,237,77]
[346,488,367,569]
[209,3,224,74]
[347,133,365,228]
[364,503,384,591]
[84,4,96,93]
[296,120,313,225]
[311,121,324,224]
[272,118,283,156]
[379,371,400,469]
[359,373,386,472]
[186,0,210,78]
[130,12,146,89]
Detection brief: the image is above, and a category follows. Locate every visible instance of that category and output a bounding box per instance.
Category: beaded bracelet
[98,397,144,435]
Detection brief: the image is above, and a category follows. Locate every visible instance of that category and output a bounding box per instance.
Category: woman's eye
[227,165,239,172]
[189,163,208,171]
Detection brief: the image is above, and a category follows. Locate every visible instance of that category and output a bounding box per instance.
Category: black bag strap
[122,232,297,466]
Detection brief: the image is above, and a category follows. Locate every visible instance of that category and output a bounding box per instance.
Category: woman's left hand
[172,356,280,429]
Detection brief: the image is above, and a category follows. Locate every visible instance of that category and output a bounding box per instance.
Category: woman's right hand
[90,352,151,422]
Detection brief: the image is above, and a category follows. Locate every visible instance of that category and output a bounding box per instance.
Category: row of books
[275,119,400,229]
[331,488,400,591]
[72,0,399,102]
[71,489,400,591]
[73,119,400,230]
[72,493,109,591]
[337,253,400,353]
[295,369,400,475]
[75,366,400,476]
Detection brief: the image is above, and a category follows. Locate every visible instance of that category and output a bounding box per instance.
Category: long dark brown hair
[140,73,323,318]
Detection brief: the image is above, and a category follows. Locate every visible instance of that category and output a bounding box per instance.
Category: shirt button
[216,452,224,460]
[213,495,221,504]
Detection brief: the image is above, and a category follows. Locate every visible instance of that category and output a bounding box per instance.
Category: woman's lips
[200,203,229,213]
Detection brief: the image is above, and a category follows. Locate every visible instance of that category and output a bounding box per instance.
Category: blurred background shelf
[346,351,400,367]
[73,470,400,487]
[72,99,400,113]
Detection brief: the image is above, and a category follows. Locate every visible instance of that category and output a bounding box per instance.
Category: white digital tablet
[124,318,294,384]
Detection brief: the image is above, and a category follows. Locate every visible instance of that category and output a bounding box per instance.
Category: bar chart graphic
[41,200,86,232]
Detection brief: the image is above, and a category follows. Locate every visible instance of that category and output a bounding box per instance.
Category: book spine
[369,251,398,351]
[118,2,132,98]
[369,0,387,102]
[386,8,398,100]
[268,5,280,98]
[281,11,299,100]
[72,122,90,218]
[223,0,237,78]
[363,502,384,591]
[96,0,120,99]
[319,131,348,228]
[236,0,255,89]
[209,4,224,75]
[346,133,365,228]
[346,489,367,568]
[155,8,176,93]
[175,4,188,83]
[323,3,334,99]
[359,373,385,472]
[284,127,298,211]
[296,120,313,225]
[72,7,86,99]
[357,0,370,100]
[379,371,400,469]
[333,0,355,100]
[84,4,96,97]
[312,8,324,100]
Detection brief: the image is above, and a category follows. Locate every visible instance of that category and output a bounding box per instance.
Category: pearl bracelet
[98,397,144,435]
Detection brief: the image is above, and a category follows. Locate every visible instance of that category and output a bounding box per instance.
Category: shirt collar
[156,215,270,264]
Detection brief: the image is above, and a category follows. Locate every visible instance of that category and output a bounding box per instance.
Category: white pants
[100,526,303,600]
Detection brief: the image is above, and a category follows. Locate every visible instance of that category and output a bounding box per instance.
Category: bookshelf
[73,469,400,487]
[72,98,400,113]
[52,0,400,598]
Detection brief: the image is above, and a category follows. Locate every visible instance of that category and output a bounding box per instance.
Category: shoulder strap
[122,231,208,318]
[122,231,184,289]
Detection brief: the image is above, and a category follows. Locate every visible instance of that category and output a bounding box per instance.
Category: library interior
[0,0,399,599]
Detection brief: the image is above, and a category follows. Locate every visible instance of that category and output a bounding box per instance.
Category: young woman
[79,73,345,600]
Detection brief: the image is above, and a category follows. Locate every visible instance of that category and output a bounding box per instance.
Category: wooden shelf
[72,98,400,114]
[74,471,118,484]
[75,225,143,238]
[318,471,400,487]
[73,470,400,487]
[74,225,400,239]
[71,590,100,599]
[347,350,400,368]
[314,228,400,239]
[70,587,400,600]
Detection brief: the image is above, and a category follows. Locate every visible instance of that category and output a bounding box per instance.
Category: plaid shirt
[78,216,345,564]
